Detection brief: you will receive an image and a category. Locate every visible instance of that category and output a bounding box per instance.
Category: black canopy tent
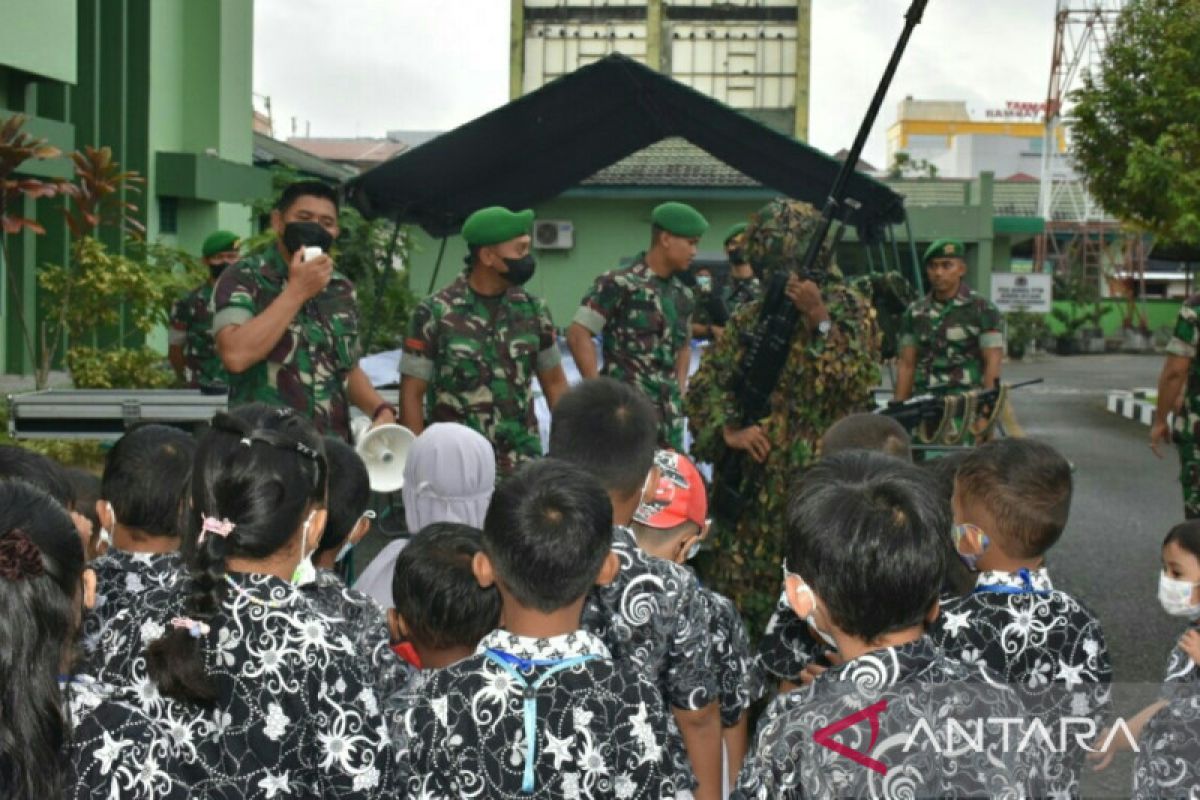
[345,54,907,239]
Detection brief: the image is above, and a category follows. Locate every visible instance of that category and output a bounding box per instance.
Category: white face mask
[1158,571,1200,618]
[291,510,319,586]
[795,581,839,651]
[99,501,115,548]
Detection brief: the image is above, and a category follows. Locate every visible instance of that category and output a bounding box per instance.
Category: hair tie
[170,616,211,638]
[198,516,236,545]
[0,529,45,581]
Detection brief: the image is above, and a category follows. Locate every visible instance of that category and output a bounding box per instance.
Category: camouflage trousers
[1178,434,1200,519]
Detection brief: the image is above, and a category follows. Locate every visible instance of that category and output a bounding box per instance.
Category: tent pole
[427,237,449,295]
[903,210,924,295]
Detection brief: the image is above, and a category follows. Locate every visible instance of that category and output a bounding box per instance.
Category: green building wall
[0,0,269,374]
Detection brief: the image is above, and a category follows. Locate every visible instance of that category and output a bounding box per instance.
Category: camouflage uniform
[1166,297,1200,517]
[898,283,1004,395]
[573,257,694,449]
[212,249,361,440]
[726,274,763,310]
[168,283,228,387]
[686,200,881,634]
[401,269,560,475]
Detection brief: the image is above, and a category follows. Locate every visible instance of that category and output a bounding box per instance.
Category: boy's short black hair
[955,438,1072,559]
[275,180,340,214]
[820,413,912,461]
[549,377,657,496]
[483,458,613,613]
[319,437,371,554]
[1164,520,1200,561]
[63,467,102,532]
[786,451,948,641]
[101,424,196,537]
[0,445,73,508]
[392,523,500,650]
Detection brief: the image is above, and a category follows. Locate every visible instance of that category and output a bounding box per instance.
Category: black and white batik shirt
[301,567,413,698]
[582,526,717,712]
[753,588,826,684]
[733,636,1043,800]
[396,628,688,799]
[699,585,766,727]
[72,572,399,798]
[929,567,1112,798]
[1133,621,1200,800]
[80,549,183,658]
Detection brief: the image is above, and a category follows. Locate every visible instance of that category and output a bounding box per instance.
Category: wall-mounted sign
[991,272,1052,313]
[983,100,1060,120]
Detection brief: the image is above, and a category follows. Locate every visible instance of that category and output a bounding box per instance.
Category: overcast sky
[253,0,1056,169]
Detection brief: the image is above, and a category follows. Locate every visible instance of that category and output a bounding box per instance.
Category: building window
[159,197,178,234]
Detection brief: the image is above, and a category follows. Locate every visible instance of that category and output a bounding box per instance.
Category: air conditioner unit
[533,219,574,250]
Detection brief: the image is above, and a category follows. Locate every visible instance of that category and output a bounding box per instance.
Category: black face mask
[728,247,746,266]
[209,263,229,282]
[282,221,334,256]
[501,254,537,286]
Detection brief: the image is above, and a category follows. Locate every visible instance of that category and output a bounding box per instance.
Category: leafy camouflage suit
[169,283,228,387]
[686,200,881,633]
[401,269,561,475]
[573,257,694,449]
[726,274,763,310]
[1166,296,1200,517]
[898,283,1003,396]
[212,249,360,440]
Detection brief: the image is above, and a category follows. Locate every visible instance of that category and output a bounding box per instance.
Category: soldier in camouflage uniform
[399,206,568,476]
[567,202,707,450]
[895,238,1004,400]
[685,199,881,635]
[723,222,762,310]
[213,181,397,441]
[1151,296,1200,517]
[168,230,238,388]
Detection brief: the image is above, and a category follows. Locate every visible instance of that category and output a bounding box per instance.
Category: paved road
[1003,353,1183,797]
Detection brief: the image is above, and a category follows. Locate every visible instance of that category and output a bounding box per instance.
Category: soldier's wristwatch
[815,318,833,337]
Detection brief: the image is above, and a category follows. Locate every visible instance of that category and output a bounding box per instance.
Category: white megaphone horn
[355,423,416,494]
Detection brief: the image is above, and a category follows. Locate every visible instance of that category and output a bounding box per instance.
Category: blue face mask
[952,523,990,571]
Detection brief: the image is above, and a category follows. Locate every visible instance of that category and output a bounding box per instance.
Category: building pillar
[794,0,811,141]
[509,0,525,99]
[646,0,664,72]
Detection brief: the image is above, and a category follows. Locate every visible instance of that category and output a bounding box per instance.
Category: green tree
[1071,0,1200,245]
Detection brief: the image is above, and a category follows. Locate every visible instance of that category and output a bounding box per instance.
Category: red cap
[634,450,708,530]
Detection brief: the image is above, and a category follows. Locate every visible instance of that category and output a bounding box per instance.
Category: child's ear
[348,514,371,546]
[925,598,940,625]
[675,533,700,565]
[784,573,814,619]
[96,499,114,533]
[595,550,620,587]
[473,551,496,588]
[305,508,328,551]
[387,609,403,642]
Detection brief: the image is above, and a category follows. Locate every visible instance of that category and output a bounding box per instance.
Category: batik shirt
[212,250,361,440]
[76,572,398,798]
[897,283,1004,395]
[80,549,183,659]
[396,628,685,799]
[733,636,1042,799]
[169,282,228,387]
[301,568,413,699]
[700,585,765,727]
[754,588,825,684]
[402,269,561,474]
[573,258,694,449]
[64,676,196,799]
[929,567,1112,798]
[1132,622,1200,800]
[582,526,717,713]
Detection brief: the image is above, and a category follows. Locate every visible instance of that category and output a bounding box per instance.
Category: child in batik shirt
[301,436,411,698]
[1092,521,1200,797]
[396,459,685,799]
[80,425,195,663]
[631,449,765,789]
[71,405,398,798]
[930,439,1111,798]
[735,452,1041,799]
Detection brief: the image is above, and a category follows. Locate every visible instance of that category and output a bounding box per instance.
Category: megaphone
[355,423,416,494]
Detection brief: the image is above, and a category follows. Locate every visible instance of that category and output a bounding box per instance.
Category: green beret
[723,222,747,246]
[201,230,240,258]
[461,206,534,246]
[651,202,708,238]
[923,238,967,264]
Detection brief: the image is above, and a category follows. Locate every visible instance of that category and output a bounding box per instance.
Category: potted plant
[1005,309,1048,360]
